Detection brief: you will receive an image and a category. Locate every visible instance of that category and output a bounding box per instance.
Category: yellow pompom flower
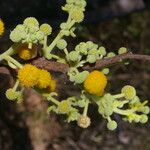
[17,44,36,60]
[18,64,39,87]
[84,70,107,96]
[47,79,56,92]
[36,69,51,89]
[0,19,4,36]
[18,49,31,60]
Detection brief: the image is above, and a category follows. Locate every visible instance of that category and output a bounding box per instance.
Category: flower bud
[140,115,148,124]
[86,55,97,63]
[121,85,136,100]
[118,47,127,54]
[56,39,67,49]
[107,120,117,130]
[5,89,19,100]
[67,51,79,62]
[77,115,91,128]
[40,23,52,35]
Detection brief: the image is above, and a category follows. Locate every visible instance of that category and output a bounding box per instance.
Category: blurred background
[0,0,150,150]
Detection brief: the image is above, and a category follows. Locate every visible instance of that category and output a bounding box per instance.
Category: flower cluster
[18,64,55,90]
[5,64,56,102]
[0,0,149,131]
[10,17,52,51]
[62,0,86,23]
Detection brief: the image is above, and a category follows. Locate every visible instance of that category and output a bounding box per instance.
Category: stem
[113,93,125,99]
[13,80,20,91]
[43,36,48,49]
[76,60,87,68]
[47,96,60,105]
[28,43,32,49]
[0,47,15,61]
[44,18,75,58]
[51,54,62,60]
[68,19,75,29]
[114,108,134,116]
[63,48,69,56]
[107,116,112,122]
[44,32,64,58]
[4,55,23,69]
[83,99,89,116]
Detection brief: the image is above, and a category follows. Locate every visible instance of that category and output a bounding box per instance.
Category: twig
[94,52,150,69]
[32,57,69,73]
[32,52,150,73]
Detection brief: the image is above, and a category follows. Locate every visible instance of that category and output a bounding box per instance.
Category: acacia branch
[32,52,150,73]
[86,52,150,70]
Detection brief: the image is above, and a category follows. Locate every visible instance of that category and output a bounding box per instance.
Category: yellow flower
[47,79,56,92]
[18,64,39,87]
[84,70,107,96]
[17,44,36,60]
[36,69,51,89]
[0,19,4,36]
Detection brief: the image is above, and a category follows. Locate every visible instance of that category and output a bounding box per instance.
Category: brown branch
[32,52,150,73]
[87,52,150,70]
[32,57,69,73]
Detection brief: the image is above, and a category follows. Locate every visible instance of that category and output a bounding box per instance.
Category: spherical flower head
[40,23,52,35]
[67,51,79,62]
[118,47,127,54]
[37,69,51,89]
[121,85,136,100]
[5,89,19,100]
[56,39,67,50]
[47,79,56,92]
[107,52,116,58]
[23,17,39,27]
[0,19,4,36]
[87,55,97,63]
[58,100,71,114]
[35,31,45,41]
[107,120,117,131]
[84,70,107,96]
[70,9,84,23]
[18,48,31,60]
[141,106,150,115]
[10,30,22,43]
[16,24,25,31]
[77,115,91,128]
[18,64,39,87]
[140,114,148,124]
[17,44,36,60]
[98,46,106,56]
